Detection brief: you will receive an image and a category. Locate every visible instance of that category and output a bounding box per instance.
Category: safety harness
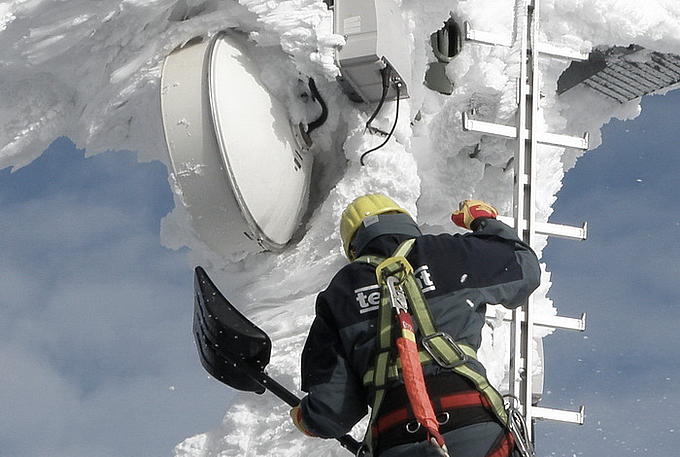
[354,239,511,456]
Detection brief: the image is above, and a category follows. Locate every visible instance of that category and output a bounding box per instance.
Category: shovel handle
[234,358,363,455]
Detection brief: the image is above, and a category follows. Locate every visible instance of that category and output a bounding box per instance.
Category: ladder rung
[539,131,589,150]
[462,113,589,150]
[462,113,516,138]
[486,308,587,332]
[465,22,588,61]
[533,405,585,425]
[537,220,587,240]
[538,313,587,331]
[536,42,589,61]
[497,215,588,240]
[464,21,512,47]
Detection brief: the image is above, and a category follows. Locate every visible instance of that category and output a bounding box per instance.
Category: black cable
[306,77,328,134]
[360,81,402,166]
[364,66,392,134]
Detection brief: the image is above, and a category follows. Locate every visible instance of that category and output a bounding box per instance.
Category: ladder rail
[465,0,588,442]
[522,0,541,434]
[509,0,531,429]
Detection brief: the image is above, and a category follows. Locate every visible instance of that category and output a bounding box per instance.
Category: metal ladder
[463,0,588,443]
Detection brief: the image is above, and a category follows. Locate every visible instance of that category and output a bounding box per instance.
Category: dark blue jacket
[299,219,540,438]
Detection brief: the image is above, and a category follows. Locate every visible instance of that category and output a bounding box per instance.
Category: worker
[290,194,540,456]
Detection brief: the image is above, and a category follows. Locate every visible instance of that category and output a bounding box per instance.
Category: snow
[2,1,680,456]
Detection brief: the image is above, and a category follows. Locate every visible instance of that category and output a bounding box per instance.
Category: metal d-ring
[436,412,450,425]
[406,421,421,433]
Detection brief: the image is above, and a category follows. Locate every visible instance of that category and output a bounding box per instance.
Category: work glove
[451,199,498,230]
[290,405,317,437]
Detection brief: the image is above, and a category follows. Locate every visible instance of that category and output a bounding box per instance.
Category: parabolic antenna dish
[160,32,312,258]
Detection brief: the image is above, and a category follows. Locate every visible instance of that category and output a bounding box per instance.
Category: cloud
[0,343,80,454]
[538,93,680,457]
[0,140,229,457]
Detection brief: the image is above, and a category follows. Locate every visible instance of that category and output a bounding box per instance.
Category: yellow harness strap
[353,239,510,455]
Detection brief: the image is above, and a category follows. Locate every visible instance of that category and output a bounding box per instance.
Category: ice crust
[2,1,680,456]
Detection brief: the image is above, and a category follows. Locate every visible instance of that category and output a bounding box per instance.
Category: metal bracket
[497,216,587,241]
[533,405,586,425]
[465,21,588,61]
[486,308,587,332]
[536,42,589,61]
[462,112,589,150]
[464,21,512,47]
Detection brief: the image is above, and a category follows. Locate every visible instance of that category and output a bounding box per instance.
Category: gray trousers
[379,421,506,457]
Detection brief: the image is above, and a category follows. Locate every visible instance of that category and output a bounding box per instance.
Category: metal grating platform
[558,45,680,102]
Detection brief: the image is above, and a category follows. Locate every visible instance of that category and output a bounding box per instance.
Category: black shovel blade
[193,266,272,394]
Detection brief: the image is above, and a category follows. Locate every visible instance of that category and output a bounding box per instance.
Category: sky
[1,89,679,457]
[537,89,680,456]
[0,144,228,457]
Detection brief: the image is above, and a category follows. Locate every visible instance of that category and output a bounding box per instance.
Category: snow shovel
[192,266,362,455]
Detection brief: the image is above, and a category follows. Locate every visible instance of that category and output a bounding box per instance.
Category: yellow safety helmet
[340,194,414,260]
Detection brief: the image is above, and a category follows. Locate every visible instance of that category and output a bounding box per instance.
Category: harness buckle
[376,256,413,285]
[421,332,469,369]
[385,276,409,313]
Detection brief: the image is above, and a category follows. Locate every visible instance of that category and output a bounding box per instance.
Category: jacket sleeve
[464,217,541,309]
[298,291,367,438]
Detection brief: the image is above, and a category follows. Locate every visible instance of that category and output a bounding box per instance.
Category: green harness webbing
[354,239,509,455]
